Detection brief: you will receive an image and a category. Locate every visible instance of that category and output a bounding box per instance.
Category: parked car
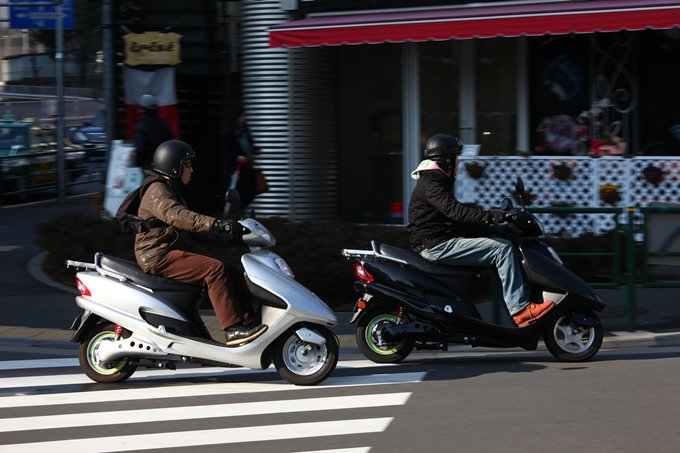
[67,110,107,161]
[0,115,87,200]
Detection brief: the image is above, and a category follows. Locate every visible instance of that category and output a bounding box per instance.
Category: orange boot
[512,301,555,327]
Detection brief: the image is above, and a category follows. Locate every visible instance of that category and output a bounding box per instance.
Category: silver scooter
[67,215,339,386]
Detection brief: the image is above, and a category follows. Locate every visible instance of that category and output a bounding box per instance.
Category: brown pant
[149,250,248,329]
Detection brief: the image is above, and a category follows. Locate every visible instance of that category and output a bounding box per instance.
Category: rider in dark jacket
[408,134,554,327]
[409,166,496,253]
[135,140,267,346]
[134,94,174,169]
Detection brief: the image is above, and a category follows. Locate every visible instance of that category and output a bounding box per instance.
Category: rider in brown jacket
[135,140,267,346]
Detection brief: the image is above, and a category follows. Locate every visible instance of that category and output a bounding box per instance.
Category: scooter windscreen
[240,219,276,247]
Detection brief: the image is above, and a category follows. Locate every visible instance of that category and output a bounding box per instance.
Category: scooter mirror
[225,189,241,204]
[500,197,514,211]
[514,177,525,195]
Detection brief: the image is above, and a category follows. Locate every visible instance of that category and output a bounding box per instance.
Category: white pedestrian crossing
[0,358,397,389]
[0,418,394,452]
[0,358,425,452]
[1,393,410,432]
[0,371,425,408]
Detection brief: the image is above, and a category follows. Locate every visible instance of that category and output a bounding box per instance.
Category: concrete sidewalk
[2,195,680,357]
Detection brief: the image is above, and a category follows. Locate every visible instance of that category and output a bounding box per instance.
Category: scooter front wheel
[273,325,338,386]
[357,306,414,363]
[543,310,603,362]
[78,323,137,383]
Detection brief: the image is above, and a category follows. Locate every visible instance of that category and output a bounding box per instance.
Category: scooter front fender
[296,327,327,345]
[566,310,600,327]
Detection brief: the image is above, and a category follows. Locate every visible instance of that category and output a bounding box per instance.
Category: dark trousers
[149,250,250,329]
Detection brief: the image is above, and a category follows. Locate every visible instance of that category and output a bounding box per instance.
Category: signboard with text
[123,32,182,66]
[9,0,74,30]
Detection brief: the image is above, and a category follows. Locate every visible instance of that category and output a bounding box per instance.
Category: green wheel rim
[87,331,129,375]
[365,314,406,355]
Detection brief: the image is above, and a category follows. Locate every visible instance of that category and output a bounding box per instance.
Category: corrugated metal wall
[241,0,339,219]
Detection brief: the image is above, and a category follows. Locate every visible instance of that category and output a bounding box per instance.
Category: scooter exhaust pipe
[97,335,167,363]
[382,320,439,340]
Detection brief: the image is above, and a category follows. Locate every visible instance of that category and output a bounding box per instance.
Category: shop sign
[103,140,144,217]
[123,31,182,66]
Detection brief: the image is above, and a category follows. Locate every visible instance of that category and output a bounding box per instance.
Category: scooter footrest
[414,342,448,351]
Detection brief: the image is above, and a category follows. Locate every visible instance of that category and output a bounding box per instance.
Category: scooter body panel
[242,251,337,326]
[361,259,480,316]
[76,272,191,323]
[521,243,603,308]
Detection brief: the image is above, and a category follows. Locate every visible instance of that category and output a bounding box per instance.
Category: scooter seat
[380,244,481,277]
[97,253,200,292]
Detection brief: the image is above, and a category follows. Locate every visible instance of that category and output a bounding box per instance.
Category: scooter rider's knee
[205,257,226,279]
[495,238,514,254]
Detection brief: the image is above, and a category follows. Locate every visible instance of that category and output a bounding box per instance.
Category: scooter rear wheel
[357,306,414,363]
[543,310,603,362]
[273,325,338,386]
[79,323,137,383]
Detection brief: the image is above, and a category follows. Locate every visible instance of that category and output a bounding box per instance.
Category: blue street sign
[9,0,74,30]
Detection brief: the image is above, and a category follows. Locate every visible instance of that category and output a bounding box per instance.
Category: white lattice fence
[455,156,680,236]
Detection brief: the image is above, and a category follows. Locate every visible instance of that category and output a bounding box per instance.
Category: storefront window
[639,30,680,156]
[529,35,591,155]
[337,44,403,223]
[529,32,649,157]
[420,41,460,143]
[476,38,517,154]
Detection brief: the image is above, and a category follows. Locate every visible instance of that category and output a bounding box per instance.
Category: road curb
[28,252,78,295]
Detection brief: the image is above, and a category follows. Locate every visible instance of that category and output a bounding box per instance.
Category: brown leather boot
[224,323,268,346]
[512,301,555,327]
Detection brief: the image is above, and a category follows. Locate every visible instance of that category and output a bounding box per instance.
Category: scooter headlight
[275,257,294,278]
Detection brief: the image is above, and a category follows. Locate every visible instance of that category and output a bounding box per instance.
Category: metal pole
[55,1,65,202]
[102,0,114,186]
[626,207,636,331]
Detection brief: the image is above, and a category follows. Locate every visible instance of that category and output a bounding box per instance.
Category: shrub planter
[642,165,665,185]
[551,163,573,181]
[465,162,486,179]
[512,191,535,207]
[599,184,621,205]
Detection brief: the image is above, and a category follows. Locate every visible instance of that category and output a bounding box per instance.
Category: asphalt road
[0,346,678,452]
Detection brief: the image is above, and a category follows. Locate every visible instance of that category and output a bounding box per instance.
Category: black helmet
[152,140,195,178]
[424,134,462,172]
[424,134,463,160]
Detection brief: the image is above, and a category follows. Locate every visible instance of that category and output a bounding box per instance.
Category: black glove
[503,209,523,223]
[212,219,242,240]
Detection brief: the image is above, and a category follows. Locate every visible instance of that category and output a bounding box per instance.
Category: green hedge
[36,214,620,311]
[37,215,410,311]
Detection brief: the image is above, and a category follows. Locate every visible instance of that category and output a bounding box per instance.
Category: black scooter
[342,178,606,363]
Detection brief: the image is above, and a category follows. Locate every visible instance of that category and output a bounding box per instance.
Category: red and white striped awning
[269,0,680,48]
